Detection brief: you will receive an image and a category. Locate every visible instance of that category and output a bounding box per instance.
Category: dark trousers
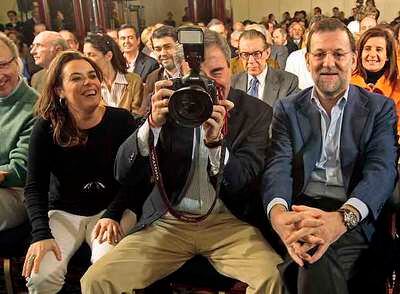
[278,195,386,294]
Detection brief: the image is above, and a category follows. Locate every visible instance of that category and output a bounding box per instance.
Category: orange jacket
[351,73,400,134]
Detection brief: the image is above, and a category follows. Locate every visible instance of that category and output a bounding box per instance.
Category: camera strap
[149,129,226,223]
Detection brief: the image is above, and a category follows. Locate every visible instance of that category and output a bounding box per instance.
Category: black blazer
[134,52,159,81]
[115,88,273,233]
[262,85,398,239]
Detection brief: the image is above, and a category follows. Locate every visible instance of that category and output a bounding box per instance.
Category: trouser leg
[26,210,85,294]
[0,187,27,231]
[197,212,283,294]
[81,215,196,294]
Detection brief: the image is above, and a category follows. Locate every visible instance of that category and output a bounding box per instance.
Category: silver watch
[338,208,359,231]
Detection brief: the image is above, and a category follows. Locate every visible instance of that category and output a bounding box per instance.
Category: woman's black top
[24,107,138,242]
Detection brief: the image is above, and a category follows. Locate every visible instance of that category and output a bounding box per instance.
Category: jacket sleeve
[349,98,398,220]
[261,100,294,210]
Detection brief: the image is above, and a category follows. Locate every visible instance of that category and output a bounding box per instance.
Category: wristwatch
[338,207,359,231]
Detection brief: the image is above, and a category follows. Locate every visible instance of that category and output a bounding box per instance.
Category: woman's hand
[92,218,123,245]
[22,239,62,278]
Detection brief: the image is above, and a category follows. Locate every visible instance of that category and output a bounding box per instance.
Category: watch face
[344,210,358,230]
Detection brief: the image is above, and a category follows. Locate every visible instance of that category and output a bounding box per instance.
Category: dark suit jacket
[115,88,272,233]
[285,39,299,55]
[134,52,159,81]
[231,68,299,107]
[270,45,288,69]
[262,85,398,239]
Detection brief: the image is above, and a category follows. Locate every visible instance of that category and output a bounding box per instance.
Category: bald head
[30,31,68,68]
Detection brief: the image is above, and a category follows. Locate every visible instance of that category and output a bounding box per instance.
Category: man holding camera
[81,30,282,294]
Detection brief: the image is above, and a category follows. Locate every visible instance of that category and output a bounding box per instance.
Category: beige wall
[140,0,187,27]
[0,1,18,24]
[232,0,399,23]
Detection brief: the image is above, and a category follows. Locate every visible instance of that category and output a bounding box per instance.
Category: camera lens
[169,85,213,128]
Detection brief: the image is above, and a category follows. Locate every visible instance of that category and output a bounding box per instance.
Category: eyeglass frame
[238,48,267,61]
[0,56,16,70]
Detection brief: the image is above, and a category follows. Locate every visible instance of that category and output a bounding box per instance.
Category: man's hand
[0,171,8,183]
[150,80,174,128]
[203,99,234,143]
[270,205,325,266]
[92,218,123,245]
[286,205,347,264]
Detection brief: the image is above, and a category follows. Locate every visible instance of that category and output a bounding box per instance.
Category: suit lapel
[237,73,248,93]
[295,94,322,182]
[263,69,279,107]
[340,86,368,190]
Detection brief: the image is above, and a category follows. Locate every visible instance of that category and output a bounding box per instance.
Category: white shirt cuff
[344,197,369,221]
[267,197,289,219]
[208,146,229,175]
[137,119,161,156]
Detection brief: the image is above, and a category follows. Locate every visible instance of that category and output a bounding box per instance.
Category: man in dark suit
[262,18,398,294]
[232,30,299,108]
[81,30,282,294]
[118,24,158,82]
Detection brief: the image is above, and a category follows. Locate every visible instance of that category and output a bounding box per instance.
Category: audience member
[81,29,282,294]
[288,21,305,49]
[163,11,176,27]
[230,30,242,57]
[359,15,377,35]
[263,17,398,294]
[232,29,299,107]
[59,30,80,51]
[140,26,154,57]
[106,29,118,44]
[30,31,68,94]
[272,27,297,55]
[141,25,189,114]
[351,27,400,133]
[23,51,138,293]
[0,32,37,231]
[207,18,228,39]
[22,7,42,45]
[5,10,23,32]
[118,24,158,81]
[33,23,46,36]
[285,32,314,90]
[233,21,245,32]
[83,34,143,116]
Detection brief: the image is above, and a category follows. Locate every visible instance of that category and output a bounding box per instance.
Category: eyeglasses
[309,51,352,61]
[239,49,265,61]
[0,56,16,70]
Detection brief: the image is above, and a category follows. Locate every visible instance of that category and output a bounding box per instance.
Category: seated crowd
[0,2,400,294]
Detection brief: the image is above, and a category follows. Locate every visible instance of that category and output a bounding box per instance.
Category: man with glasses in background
[232,30,298,108]
[263,18,398,294]
[0,33,37,232]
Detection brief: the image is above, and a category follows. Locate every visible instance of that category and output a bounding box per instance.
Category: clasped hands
[270,204,347,266]
[150,80,234,143]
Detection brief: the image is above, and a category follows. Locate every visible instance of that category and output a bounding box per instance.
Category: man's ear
[305,52,311,72]
[264,47,272,59]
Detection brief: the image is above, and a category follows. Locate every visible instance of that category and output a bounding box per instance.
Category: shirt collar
[311,86,349,110]
[247,65,268,86]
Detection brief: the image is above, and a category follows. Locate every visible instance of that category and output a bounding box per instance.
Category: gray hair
[245,24,267,37]
[37,31,69,50]
[0,32,24,74]
[204,29,231,64]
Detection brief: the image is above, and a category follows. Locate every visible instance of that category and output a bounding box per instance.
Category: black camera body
[167,27,218,128]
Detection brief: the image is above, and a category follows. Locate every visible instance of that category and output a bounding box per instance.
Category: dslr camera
[168,27,217,128]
